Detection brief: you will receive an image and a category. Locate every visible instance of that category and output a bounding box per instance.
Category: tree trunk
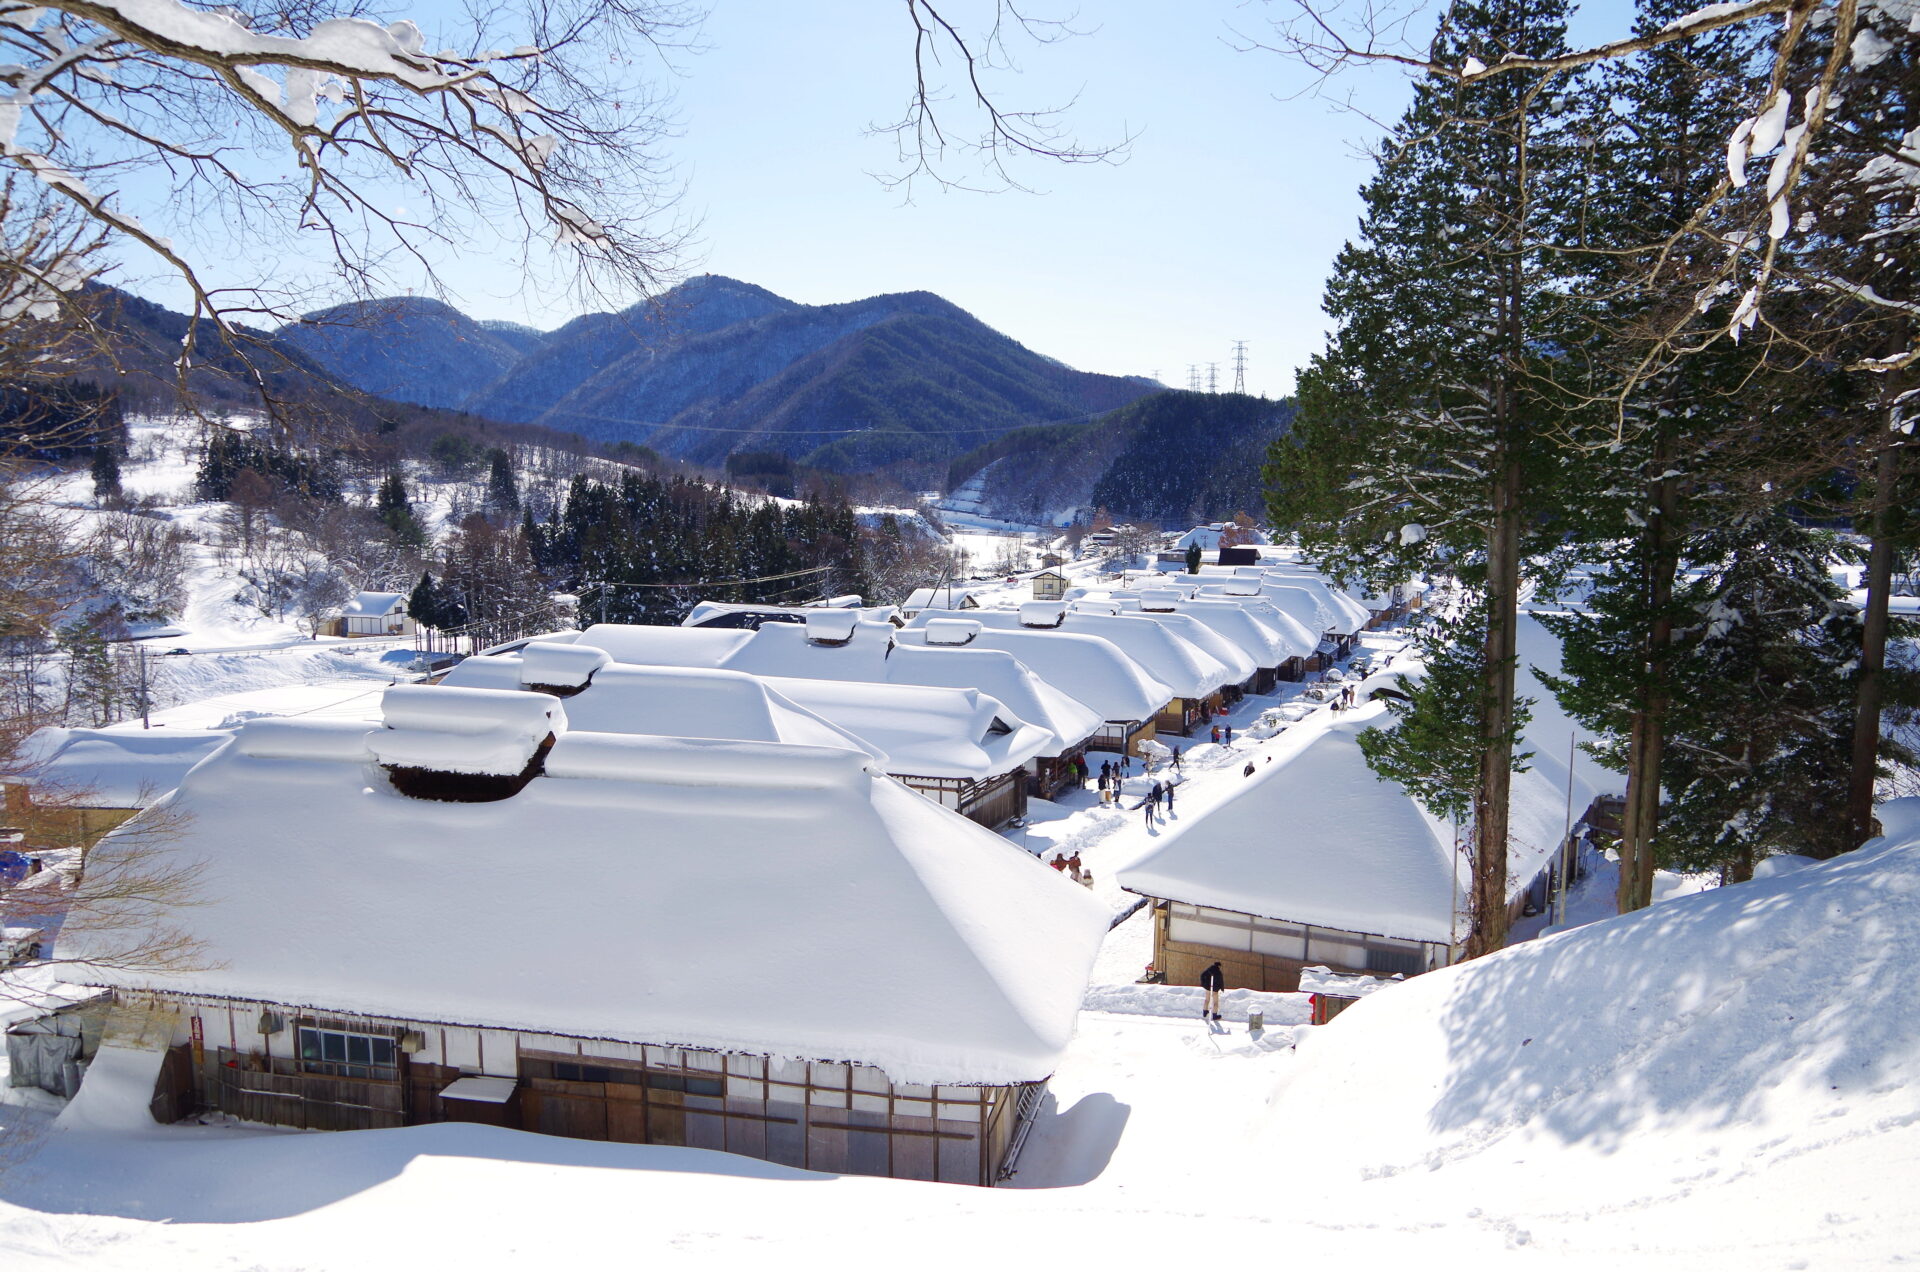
[1618,461,1679,913]
[1844,432,1904,851]
[1470,438,1524,960]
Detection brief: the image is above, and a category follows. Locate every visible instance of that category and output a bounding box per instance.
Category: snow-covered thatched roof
[896,622,1174,726]
[15,727,231,809]
[58,689,1109,1087]
[443,649,1052,782]
[955,609,1234,701]
[1118,719,1465,943]
[556,621,1102,757]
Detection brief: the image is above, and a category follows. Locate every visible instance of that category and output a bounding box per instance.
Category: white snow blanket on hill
[1266,798,1920,1261]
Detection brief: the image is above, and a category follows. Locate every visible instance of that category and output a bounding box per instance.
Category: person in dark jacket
[1200,961,1226,1020]
[1149,779,1165,811]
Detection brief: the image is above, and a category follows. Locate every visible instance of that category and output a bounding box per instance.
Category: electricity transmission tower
[1231,341,1248,394]
[1206,363,1219,394]
[1187,364,1202,392]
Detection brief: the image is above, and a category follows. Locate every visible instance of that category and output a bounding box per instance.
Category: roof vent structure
[804,609,860,646]
[371,685,566,803]
[925,618,983,646]
[518,641,611,698]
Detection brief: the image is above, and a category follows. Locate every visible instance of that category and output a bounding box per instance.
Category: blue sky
[123,0,1636,400]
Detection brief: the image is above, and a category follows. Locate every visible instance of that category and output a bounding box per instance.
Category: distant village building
[901,586,981,619]
[1029,570,1068,602]
[54,690,1109,1186]
[333,591,415,638]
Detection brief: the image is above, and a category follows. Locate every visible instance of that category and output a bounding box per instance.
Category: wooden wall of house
[141,993,1035,1186]
[1150,903,1446,994]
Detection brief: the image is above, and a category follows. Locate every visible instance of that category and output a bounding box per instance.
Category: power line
[585,565,832,590]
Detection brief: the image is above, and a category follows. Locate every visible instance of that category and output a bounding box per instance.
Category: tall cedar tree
[1268,0,1589,957]
[1778,3,1920,847]
[1545,0,1773,909]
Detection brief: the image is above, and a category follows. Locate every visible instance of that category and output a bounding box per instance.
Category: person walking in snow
[1171,745,1183,773]
[1150,779,1165,813]
[1211,724,1221,745]
[1141,793,1155,829]
[1201,961,1225,1021]
[1067,851,1083,882]
[1164,781,1175,814]
[1223,724,1233,746]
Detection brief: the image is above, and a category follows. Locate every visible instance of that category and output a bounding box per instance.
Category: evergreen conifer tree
[485,448,521,519]
[1269,0,1592,956]
[90,445,121,503]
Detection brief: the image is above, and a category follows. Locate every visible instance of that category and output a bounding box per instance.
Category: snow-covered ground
[5,802,1916,1269]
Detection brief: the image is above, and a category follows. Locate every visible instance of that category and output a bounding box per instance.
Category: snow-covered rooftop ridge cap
[233,718,374,762]
[1138,588,1183,611]
[925,618,982,645]
[804,609,860,643]
[1018,601,1066,628]
[370,685,566,777]
[545,733,875,790]
[518,640,610,690]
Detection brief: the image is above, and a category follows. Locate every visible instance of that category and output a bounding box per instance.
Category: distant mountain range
[274,276,1159,472]
[940,391,1297,526]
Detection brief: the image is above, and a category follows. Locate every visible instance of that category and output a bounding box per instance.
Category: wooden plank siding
[145,995,1038,1186]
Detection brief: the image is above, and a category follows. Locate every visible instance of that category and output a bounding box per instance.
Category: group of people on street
[1210,723,1234,746]
[1048,851,1095,889]
[1095,757,1133,805]
[1135,777,1176,827]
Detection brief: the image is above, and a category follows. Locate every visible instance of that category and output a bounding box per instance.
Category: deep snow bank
[1267,799,1920,1198]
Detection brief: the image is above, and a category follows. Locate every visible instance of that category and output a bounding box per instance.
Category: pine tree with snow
[1270,0,1594,956]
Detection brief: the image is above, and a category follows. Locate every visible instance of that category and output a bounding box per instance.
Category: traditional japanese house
[895,615,1173,760]
[1118,716,1586,992]
[939,605,1232,737]
[549,615,1101,802]
[443,651,1049,829]
[55,688,1109,1186]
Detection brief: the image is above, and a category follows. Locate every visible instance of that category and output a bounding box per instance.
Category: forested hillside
[274,276,1153,480]
[943,391,1295,525]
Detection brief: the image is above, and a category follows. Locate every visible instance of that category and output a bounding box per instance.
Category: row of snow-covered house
[10,547,1445,1185]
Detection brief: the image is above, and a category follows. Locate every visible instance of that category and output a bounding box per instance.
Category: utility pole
[1231,340,1248,395]
[137,644,150,729]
